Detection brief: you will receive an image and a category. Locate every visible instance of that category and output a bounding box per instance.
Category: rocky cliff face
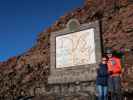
[0,0,133,99]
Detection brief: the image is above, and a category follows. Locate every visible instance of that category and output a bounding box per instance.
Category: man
[106,48,122,100]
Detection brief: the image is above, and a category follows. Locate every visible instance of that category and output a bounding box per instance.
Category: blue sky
[0,0,84,61]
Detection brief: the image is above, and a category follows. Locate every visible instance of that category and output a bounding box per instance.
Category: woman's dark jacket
[96,63,108,86]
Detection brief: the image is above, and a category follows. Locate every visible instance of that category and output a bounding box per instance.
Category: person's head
[105,48,113,58]
[107,53,112,58]
[101,56,107,64]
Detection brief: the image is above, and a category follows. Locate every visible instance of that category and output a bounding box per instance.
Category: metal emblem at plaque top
[66,19,80,32]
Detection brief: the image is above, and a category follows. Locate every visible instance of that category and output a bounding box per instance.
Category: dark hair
[102,55,109,60]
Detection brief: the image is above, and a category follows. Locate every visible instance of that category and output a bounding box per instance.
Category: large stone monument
[48,19,102,97]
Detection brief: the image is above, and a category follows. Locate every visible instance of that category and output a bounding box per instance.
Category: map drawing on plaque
[56,28,96,68]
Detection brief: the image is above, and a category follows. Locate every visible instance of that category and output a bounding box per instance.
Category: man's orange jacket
[107,57,122,76]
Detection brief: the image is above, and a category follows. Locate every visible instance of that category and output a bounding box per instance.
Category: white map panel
[56,28,96,68]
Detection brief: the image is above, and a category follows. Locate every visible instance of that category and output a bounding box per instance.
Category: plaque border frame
[48,20,102,84]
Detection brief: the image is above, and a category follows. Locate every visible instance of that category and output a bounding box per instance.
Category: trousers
[97,85,108,100]
[108,76,122,100]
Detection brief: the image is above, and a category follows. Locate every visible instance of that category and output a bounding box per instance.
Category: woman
[96,56,109,100]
